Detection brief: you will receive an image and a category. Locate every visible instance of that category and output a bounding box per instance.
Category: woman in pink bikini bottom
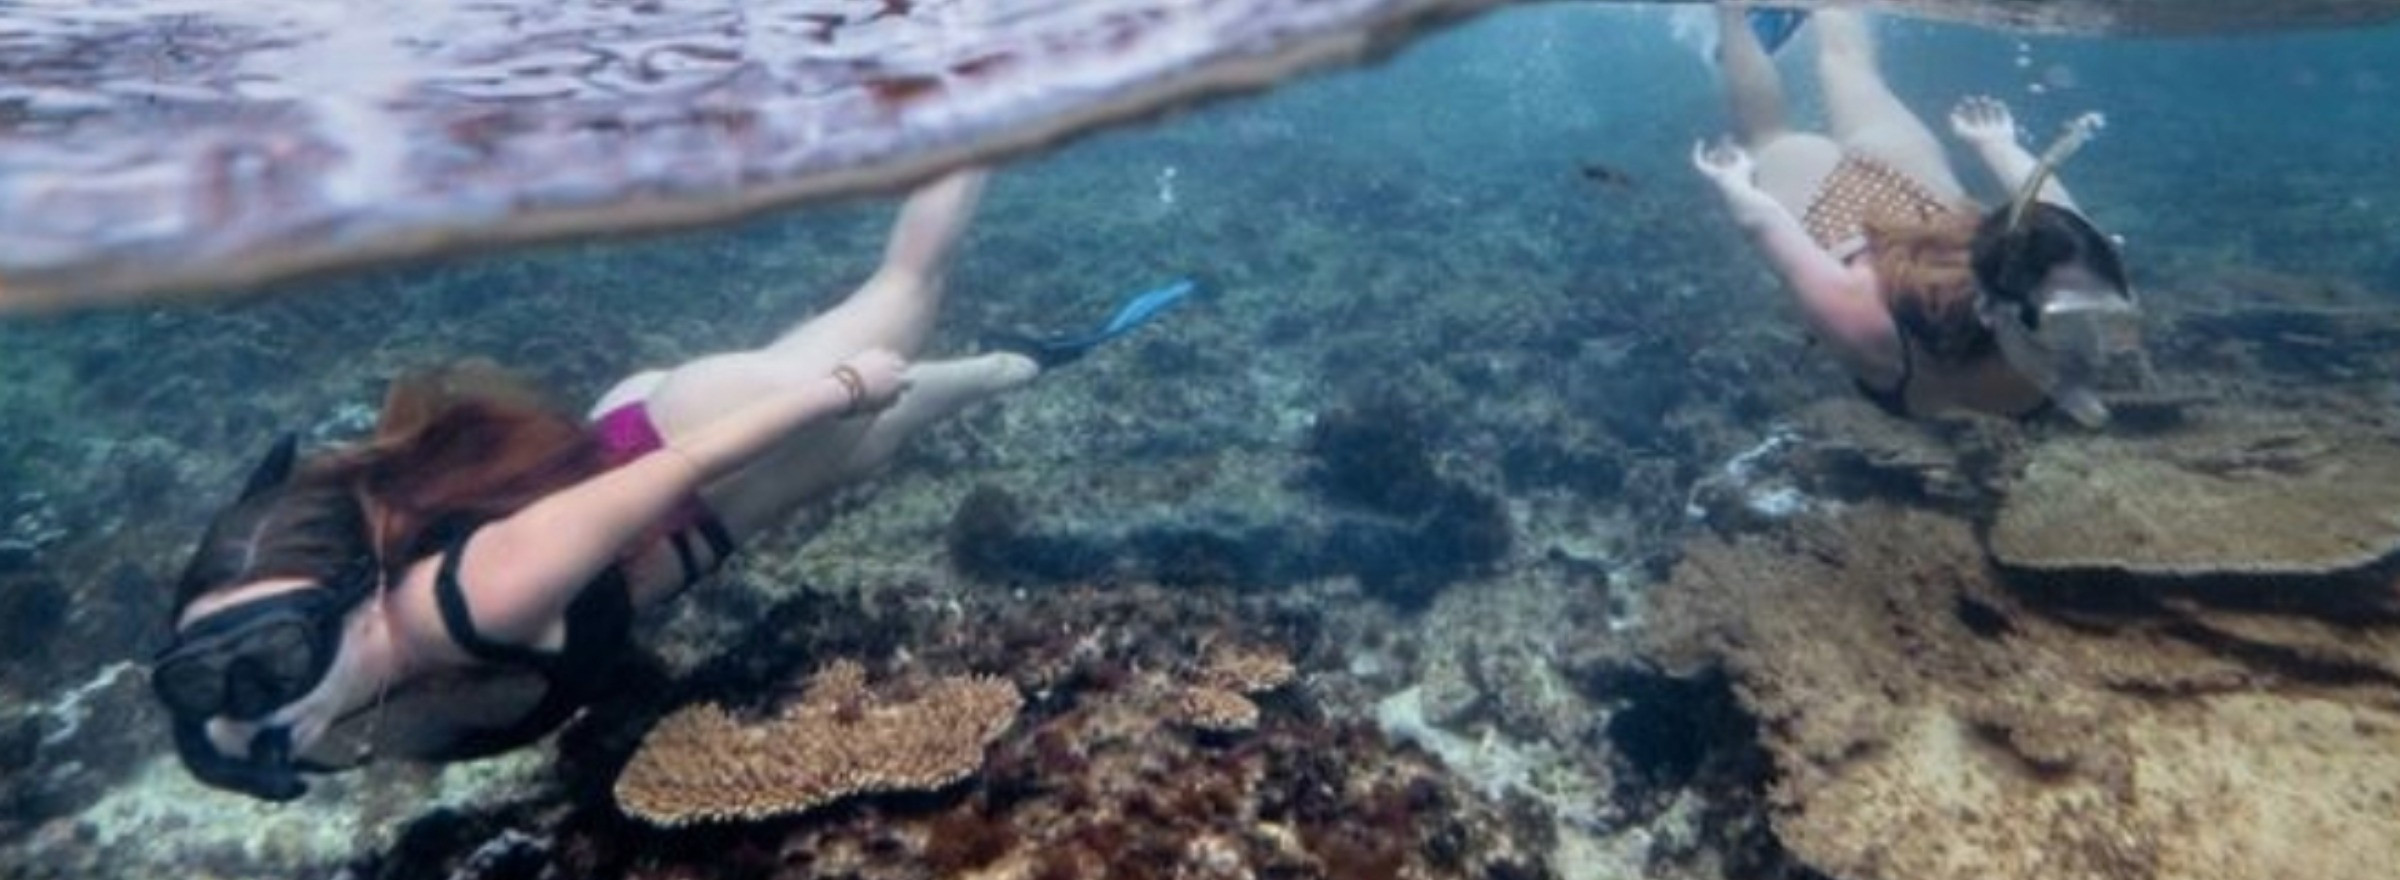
[146,168,1070,800]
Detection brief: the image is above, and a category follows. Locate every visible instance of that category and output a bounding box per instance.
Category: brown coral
[1198,644,1298,694]
[1161,644,1296,735]
[614,660,1023,826]
[1171,685,1263,734]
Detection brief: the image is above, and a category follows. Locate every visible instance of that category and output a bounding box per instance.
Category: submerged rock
[1641,501,2400,880]
[1990,406,2400,576]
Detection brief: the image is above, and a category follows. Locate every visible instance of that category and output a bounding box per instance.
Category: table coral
[1991,407,2400,576]
[613,660,1022,826]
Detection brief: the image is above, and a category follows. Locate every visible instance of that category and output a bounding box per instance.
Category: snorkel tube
[1974,113,2141,428]
[2003,113,2106,241]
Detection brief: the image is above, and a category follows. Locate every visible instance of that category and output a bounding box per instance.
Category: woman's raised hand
[1691,139,1755,188]
[831,348,910,416]
[1949,96,2017,145]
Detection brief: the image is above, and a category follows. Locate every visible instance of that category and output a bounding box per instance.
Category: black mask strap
[238,434,301,502]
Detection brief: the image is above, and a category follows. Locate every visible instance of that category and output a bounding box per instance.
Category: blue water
[4,6,2400,877]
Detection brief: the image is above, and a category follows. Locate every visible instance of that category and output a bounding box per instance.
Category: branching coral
[613,660,1022,826]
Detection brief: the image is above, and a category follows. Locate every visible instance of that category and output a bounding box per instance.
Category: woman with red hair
[1692,7,2141,425]
[148,169,1055,800]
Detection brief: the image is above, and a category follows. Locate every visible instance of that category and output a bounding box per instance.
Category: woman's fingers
[1950,95,2013,140]
[1691,139,1750,181]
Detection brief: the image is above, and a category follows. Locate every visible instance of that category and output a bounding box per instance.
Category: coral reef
[1638,500,2400,880]
[336,585,1555,880]
[1166,643,1300,735]
[1197,643,1300,694]
[614,660,1024,826]
[1168,684,1264,734]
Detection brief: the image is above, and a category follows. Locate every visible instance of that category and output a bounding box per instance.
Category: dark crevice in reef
[1586,663,1830,880]
[943,393,1512,610]
[348,806,556,880]
[1995,558,2400,627]
[1991,561,2400,692]
[2158,620,2400,690]
[1953,593,2016,640]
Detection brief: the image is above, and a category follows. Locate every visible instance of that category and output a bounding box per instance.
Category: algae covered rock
[1642,501,2400,880]
[1990,408,2400,576]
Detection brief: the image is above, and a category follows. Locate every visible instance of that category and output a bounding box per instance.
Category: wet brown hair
[173,360,604,615]
[333,360,605,562]
[1864,207,1995,363]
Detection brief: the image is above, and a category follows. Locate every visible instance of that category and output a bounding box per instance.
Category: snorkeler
[1690,6,2141,426]
[148,169,1189,801]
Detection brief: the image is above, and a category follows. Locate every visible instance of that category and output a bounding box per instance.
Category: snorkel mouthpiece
[171,715,308,801]
[2043,292,2148,426]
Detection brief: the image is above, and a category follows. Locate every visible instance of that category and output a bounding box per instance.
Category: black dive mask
[1972,203,2131,330]
[153,552,377,800]
[1972,203,2143,427]
[154,575,375,801]
[153,587,347,721]
[153,536,377,720]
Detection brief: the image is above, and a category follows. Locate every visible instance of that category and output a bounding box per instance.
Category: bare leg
[1812,10,1963,199]
[1717,4,1789,147]
[701,352,1042,535]
[767,169,988,359]
[625,169,990,441]
[1720,4,1842,217]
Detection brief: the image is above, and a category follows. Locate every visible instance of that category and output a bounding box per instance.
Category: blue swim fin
[1747,8,1809,55]
[990,277,1199,369]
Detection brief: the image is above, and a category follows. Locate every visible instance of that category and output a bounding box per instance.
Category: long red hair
[1865,208,1996,363]
[331,359,605,563]
[175,360,605,610]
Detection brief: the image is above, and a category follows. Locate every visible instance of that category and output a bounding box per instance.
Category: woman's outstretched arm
[1692,140,1896,366]
[441,351,908,647]
[1950,97,2079,210]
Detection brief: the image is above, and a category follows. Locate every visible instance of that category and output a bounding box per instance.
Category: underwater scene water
[6,5,2400,878]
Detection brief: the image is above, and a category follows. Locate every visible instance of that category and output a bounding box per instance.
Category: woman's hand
[832,348,909,415]
[1691,139,1755,190]
[1949,96,2017,146]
